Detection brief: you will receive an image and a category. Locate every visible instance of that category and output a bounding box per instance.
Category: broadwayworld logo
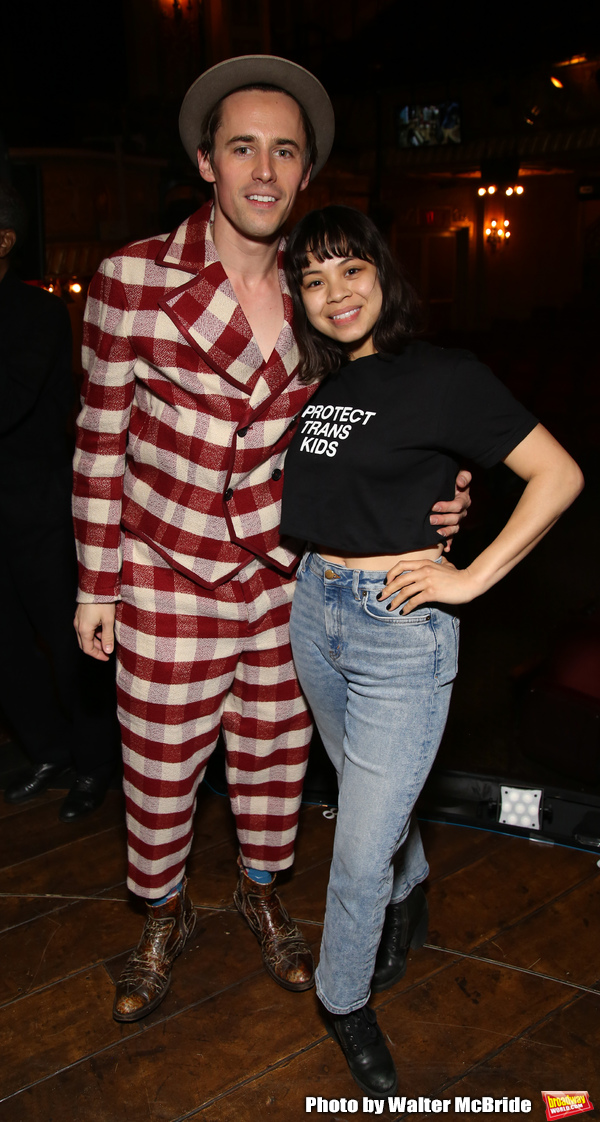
[542,1093,594,1120]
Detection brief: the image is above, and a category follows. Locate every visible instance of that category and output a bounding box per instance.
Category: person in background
[0,180,119,820]
[281,204,584,1096]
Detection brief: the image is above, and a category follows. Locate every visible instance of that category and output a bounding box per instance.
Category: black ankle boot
[328,1004,398,1096]
[371,884,428,993]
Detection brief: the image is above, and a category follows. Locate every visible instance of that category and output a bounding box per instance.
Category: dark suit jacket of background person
[0,269,118,779]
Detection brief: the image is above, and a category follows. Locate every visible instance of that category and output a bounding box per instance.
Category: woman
[280,206,583,1096]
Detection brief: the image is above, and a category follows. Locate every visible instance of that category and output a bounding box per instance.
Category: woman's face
[299,253,383,359]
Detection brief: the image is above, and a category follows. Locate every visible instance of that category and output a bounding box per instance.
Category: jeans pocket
[432,613,460,686]
[362,590,431,624]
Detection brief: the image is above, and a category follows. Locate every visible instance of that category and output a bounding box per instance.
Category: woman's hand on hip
[379,557,481,614]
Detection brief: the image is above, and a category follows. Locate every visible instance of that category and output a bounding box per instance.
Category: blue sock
[152,880,183,905]
[245,866,274,885]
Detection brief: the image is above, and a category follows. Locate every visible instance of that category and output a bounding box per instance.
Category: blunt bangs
[286,207,378,281]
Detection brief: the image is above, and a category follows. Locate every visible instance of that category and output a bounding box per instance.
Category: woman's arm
[380,424,584,613]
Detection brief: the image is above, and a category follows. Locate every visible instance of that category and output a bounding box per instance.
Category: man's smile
[246,193,278,204]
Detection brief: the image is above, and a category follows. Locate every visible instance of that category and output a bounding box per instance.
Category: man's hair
[198,83,317,175]
[0,180,28,246]
[284,205,421,383]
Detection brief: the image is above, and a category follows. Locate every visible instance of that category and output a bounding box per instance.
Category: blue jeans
[290,551,459,1014]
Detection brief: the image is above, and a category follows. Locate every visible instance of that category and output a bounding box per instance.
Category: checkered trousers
[115,533,312,899]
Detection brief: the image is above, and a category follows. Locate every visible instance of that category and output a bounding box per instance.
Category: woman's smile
[300,253,383,358]
[330,306,362,322]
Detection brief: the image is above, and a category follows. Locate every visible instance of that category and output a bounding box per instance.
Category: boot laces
[341,1008,379,1053]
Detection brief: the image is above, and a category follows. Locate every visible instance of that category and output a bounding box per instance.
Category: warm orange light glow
[47,284,54,292]
[478,187,487,196]
[504,220,509,227]
[505,187,513,196]
[488,185,496,195]
[158,0,185,13]
[515,185,524,195]
[486,216,511,249]
[550,76,564,89]
[556,55,586,67]
[70,282,82,294]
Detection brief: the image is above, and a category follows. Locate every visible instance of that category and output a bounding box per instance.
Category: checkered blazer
[74,203,316,601]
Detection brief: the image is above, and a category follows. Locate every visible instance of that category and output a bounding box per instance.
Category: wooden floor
[1,784,599,1121]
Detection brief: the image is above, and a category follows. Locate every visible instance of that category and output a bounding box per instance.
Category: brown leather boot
[113,878,197,1022]
[233,860,314,991]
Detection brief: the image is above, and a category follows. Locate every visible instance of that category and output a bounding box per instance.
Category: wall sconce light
[485,219,511,248]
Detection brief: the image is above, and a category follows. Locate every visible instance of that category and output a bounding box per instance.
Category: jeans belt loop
[352,569,361,599]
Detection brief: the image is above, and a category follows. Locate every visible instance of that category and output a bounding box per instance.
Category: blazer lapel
[157,205,268,393]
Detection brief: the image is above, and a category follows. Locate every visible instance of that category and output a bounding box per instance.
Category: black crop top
[280,342,538,554]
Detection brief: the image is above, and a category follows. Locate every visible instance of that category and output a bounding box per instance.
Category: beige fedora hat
[179,54,334,179]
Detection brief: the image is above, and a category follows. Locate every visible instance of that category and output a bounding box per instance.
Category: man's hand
[429,469,472,552]
[74,602,116,661]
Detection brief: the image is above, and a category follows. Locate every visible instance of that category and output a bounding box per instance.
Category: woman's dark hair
[285,205,421,383]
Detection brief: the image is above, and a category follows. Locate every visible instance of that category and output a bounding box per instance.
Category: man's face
[198,89,312,241]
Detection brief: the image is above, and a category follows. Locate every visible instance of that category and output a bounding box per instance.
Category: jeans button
[324,568,340,580]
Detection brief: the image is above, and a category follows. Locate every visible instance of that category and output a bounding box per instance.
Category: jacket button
[224,488,233,501]
[271,468,282,481]
[238,427,248,437]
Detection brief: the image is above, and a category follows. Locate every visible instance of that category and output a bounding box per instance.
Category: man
[73,56,470,1023]
[0,180,118,821]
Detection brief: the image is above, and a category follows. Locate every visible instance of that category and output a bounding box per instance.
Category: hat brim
[179,55,334,180]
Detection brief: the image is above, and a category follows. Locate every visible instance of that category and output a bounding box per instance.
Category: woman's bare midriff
[315,544,444,570]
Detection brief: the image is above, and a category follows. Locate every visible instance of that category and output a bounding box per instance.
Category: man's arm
[73,257,136,614]
[429,469,472,551]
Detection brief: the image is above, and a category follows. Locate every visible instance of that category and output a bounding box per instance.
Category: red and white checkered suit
[116,536,311,897]
[74,204,317,896]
